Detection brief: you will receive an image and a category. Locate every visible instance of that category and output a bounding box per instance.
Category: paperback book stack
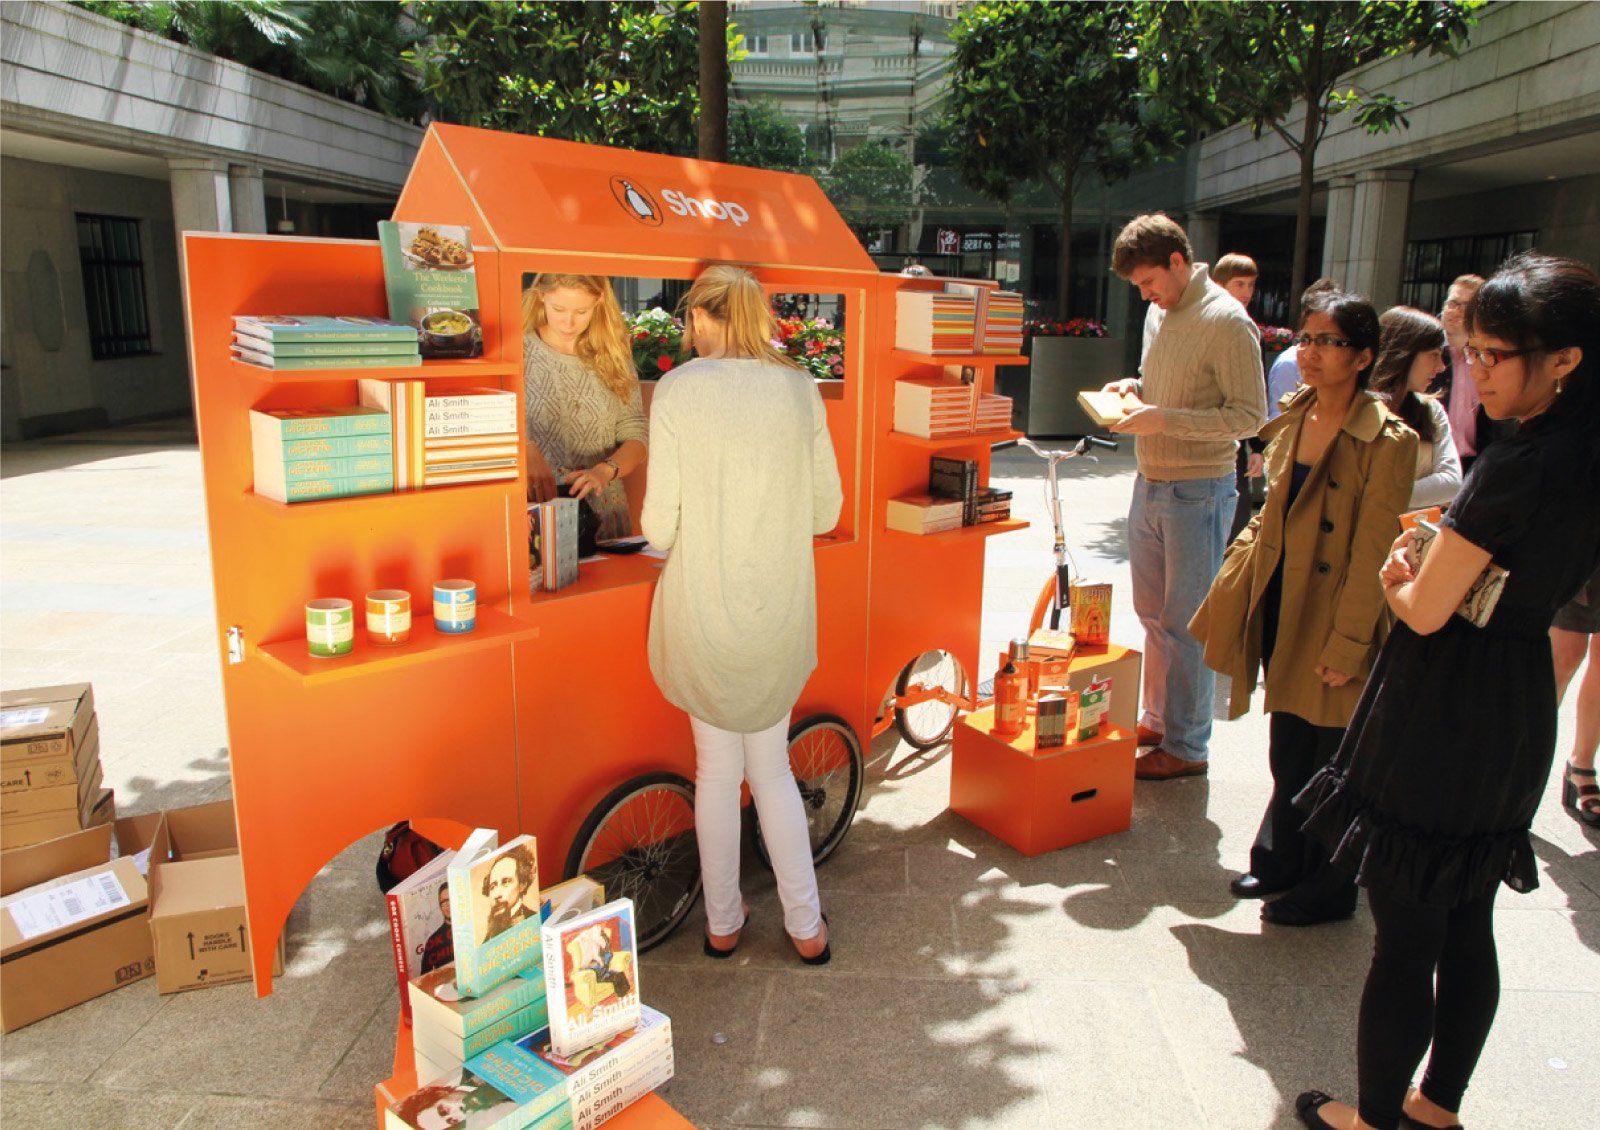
[894,378,977,439]
[885,494,964,535]
[974,392,1014,433]
[929,456,979,525]
[978,290,1025,354]
[249,406,394,503]
[895,290,978,354]
[230,315,420,370]
[407,876,606,1083]
[0,683,112,851]
[358,381,519,490]
[973,487,1013,525]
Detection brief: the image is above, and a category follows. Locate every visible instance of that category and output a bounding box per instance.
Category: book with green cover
[232,345,422,370]
[251,338,428,357]
[278,434,393,459]
[448,831,543,997]
[275,474,394,502]
[379,222,484,359]
[234,314,417,344]
[250,406,391,439]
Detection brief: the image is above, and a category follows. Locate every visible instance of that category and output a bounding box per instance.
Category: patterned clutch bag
[1408,519,1509,628]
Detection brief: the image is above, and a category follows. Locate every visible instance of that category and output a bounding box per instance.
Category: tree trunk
[1056,173,1075,321]
[698,2,728,163]
[1288,103,1318,327]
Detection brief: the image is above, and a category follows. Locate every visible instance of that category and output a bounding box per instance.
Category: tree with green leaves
[820,140,915,240]
[944,1,1189,319]
[408,2,733,156]
[728,101,809,172]
[1147,1,1481,321]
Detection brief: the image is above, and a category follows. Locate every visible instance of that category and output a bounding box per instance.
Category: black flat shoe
[704,909,748,959]
[1295,1090,1345,1130]
[1264,898,1356,927]
[792,912,831,966]
[1230,872,1293,899]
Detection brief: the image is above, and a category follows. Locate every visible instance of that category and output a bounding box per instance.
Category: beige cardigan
[642,357,843,733]
[1190,386,1417,726]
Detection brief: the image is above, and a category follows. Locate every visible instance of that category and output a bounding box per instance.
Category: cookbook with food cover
[379,221,484,359]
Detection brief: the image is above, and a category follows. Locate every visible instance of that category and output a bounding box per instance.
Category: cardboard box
[1,782,113,851]
[0,823,154,1032]
[951,708,1135,856]
[148,800,283,993]
[0,715,101,794]
[1,720,103,822]
[0,683,96,769]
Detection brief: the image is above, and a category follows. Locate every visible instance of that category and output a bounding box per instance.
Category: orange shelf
[526,551,664,605]
[245,479,519,514]
[891,349,1029,367]
[882,519,1028,544]
[230,357,519,383]
[886,428,1023,449]
[254,603,539,686]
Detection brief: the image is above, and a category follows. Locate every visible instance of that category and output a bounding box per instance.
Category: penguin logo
[610,177,662,226]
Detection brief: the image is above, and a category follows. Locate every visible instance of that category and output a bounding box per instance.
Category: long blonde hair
[681,265,800,370]
[521,274,637,402]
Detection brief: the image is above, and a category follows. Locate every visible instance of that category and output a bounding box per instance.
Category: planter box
[1026,336,1128,436]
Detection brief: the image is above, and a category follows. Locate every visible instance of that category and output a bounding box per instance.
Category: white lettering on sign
[5,871,131,940]
[660,188,750,228]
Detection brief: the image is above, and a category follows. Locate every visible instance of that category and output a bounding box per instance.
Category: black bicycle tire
[752,713,865,870]
[893,651,964,750]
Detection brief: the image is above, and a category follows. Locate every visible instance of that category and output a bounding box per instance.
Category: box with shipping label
[0,683,96,771]
[1,783,114,852]
[148,800,284,993]
[0,715,101,796]
[950,708,1136,856]
[0,823,154,1032]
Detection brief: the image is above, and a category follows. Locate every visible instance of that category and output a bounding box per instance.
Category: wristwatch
[602,458,621,481]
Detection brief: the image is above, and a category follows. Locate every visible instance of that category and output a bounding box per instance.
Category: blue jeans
[1128,472,1236,762]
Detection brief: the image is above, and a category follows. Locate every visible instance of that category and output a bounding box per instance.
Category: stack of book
[249,406,394,503]
[895,290,978,354]
[973,486,1013,525]
[358,381,519,490]
[929,455,979,525]
[979,290,1025,354]
[894,378,976,439]
[886,494,964,535]
[975,392,1014,432]
[230,315,420,370]
[0,683,112,851]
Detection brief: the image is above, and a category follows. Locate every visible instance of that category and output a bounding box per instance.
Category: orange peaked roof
[395,123,876,274]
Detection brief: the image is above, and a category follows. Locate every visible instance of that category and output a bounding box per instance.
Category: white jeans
[690,712,823,940]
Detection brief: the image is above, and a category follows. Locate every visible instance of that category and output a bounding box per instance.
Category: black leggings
[1357,883,1501,1130]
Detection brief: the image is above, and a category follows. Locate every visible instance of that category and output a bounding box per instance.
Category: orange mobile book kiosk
[182,124,1028,1118]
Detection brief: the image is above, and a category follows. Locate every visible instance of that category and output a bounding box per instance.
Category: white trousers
[690,712,823,940]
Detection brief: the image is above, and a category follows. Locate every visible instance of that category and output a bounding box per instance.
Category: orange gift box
[950,707,1135,856]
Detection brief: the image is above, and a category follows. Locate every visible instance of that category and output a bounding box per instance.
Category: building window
[745,33,767,55]
[1400,230,1537,314]
[790,29,825,53]
[76,214,153,359]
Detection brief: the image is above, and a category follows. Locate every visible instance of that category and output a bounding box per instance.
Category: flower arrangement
[775,316,845,380]
[1258,324,1296,353]
[628,307,684,380]
[1024,317,1109,339]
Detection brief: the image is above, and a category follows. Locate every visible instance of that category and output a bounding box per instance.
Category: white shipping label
[5,871,131,940]
[0,707,50,729]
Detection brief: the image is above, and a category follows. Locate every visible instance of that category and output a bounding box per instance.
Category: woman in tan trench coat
[1191,290,1416,926]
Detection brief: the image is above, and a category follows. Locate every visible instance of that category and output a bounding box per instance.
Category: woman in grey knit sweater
[642,265,843,965]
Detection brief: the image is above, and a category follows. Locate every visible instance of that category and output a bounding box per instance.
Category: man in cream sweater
[1103,214,1266,779]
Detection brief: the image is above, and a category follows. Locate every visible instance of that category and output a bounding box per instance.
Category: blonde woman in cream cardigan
[642,265,843,966]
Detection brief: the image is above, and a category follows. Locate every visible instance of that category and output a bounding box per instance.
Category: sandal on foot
[704,905,749,959]
[1563,762,1600,827]
[790,912,831,966]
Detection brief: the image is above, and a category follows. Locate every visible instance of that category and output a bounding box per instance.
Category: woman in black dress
[1292,252,1600,1130]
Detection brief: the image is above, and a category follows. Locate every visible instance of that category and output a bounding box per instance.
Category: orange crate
[950,708,1135,856]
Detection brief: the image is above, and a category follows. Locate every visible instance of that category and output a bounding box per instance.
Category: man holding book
[1102,214,1267,779]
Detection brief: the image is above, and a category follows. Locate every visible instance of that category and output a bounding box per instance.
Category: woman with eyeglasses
[1370,306,1463,509]
[1292,252,1600,1130]
[1192,291,1417,926]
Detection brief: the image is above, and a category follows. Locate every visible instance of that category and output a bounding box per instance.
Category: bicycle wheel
[893,650,965,750]
[753,713,864,869]
[563,772,701,952]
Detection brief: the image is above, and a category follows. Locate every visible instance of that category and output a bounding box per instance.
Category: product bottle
[993,639,1029,738]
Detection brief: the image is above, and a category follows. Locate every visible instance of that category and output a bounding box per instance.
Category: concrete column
[1321,175,1356,291]
[1344,170,1413,309]
[228,164,267,234]
[1185,210,1222,266]
[168,158,231,238]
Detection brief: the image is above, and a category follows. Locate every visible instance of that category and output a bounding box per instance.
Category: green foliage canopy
[821,140,915,236]
[728,101,809,172]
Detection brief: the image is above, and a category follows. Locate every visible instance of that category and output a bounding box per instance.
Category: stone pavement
[0,422,1595,1129]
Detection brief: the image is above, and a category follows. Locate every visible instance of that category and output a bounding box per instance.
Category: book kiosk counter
[183,124,1041,1126]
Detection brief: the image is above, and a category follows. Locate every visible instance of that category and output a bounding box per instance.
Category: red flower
[657,356,674,372]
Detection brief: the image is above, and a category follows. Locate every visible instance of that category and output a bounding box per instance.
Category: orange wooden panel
[399,123,877,274]
[951,710,1135,856]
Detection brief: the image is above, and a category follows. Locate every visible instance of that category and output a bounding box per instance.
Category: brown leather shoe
[1135,747,1208,780]
[1135,724,1165,747]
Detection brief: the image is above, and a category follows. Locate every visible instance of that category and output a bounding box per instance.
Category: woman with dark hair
[1293,252,1600,1130]
[1371,307,1462,508]
[1193,291,1417,926]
